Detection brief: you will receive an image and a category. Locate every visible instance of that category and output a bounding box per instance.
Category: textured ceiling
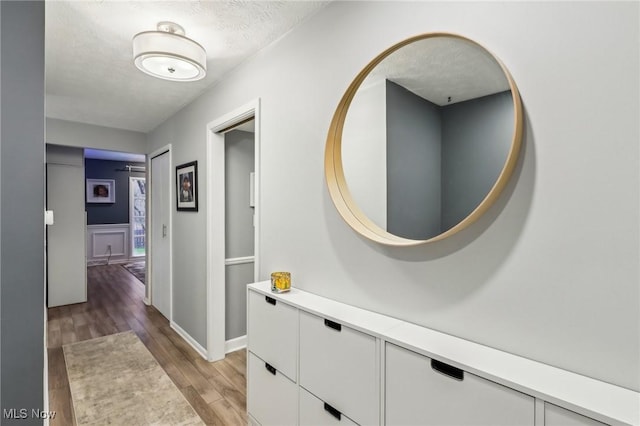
[361,36,510,106]
[45,1,329,133]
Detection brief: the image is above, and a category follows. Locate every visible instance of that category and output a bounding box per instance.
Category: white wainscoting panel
[87,224,130,265]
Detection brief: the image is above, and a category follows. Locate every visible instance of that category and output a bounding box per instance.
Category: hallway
[47,265,246,425]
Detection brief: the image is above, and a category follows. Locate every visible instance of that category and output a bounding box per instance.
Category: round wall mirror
[325,33,523,246]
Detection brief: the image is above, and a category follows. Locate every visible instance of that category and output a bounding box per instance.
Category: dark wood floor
[47,264,247,425]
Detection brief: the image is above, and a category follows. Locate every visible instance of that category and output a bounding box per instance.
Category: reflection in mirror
[341,36,515,241]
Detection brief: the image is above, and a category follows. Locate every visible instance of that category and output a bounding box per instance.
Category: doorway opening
[84,149,147,266]
[130,176,146,258]
[223,123,256,350]
[46,145,149,307]
[206,98,261,361]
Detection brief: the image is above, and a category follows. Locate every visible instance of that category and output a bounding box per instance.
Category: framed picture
[86,179,115,203]
[176,161,198,211]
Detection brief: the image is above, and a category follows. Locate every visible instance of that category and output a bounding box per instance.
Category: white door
[151,151,171,319]
[47,163,87,307]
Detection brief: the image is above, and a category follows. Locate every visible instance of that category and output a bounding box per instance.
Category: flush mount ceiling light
[132,21,206,82]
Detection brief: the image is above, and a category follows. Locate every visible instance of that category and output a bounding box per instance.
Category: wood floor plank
[47,264,246,425]
[48,317,61,332]
[49,385,74,426]
[233,348,247,365]
[71,312,88,327]
[48,347,68,390]
[103,304,129,327]
[212,358,247,396]
[159,325,202,361]
[48,329,62,349]
[59,305,72,318]
[155,335,223,404]
[61,330,78,346]
[130,305,164,332]
[180,386,225,425]
[60,314,77,345]
[73,324,93,342]
[48,307,62,322]
[208,398,245,426]
[92,308,120,335]
[60,316,75,334]
[225,350,247,378]
[206,372,247,421]
[192,356,223,380]
[87,322,102,339]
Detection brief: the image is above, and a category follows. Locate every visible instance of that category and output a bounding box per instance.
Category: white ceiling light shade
[132,22,206,82]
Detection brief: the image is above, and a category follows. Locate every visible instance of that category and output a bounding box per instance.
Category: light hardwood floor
[47,264,247,425]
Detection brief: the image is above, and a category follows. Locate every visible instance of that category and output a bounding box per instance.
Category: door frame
[206,98,261,361]
[146,145,173,322]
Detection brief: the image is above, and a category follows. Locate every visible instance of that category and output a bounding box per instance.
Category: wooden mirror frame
[325,32,523,246]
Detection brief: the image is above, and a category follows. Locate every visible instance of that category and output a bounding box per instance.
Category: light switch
[45,210,54,226]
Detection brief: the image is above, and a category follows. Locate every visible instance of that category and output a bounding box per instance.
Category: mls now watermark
[3,409,57,420]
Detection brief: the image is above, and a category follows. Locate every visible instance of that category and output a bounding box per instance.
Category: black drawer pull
[324,319,342,332]
[431,359,464,381]
[265,362,276,375]
[324,403,341,421]
[265,296,276,306]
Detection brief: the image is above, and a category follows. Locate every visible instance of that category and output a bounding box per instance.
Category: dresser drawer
[385,343,535,426]
[299,311,378,425]
[300,386,359,426]
[545,403,607,426]
[248,352,298,426]
[248,289,298,381]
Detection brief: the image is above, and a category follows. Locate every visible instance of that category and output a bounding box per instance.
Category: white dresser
[246,281,639,426]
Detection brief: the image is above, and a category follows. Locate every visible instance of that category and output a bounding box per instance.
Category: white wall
[46,118,146,154]
[342,79,387,229]
[147,1,639,391]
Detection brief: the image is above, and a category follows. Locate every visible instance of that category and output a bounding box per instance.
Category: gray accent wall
[1,1,45,423]
[441,91,514,231]
[225,263,254,340]
[386,80,442,239]
[224,130,255,340]
[85,159,145,225]
[225,130,255,258]
[386,83,513,238]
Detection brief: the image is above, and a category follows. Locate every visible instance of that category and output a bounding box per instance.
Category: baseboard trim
[170,321,208,360]
[225,335,247,354]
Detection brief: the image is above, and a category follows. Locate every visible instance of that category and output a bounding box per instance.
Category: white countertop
[248,281,640,426]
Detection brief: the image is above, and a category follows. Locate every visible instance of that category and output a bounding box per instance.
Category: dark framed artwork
[86,178,116,203]
[176,161,198,211]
